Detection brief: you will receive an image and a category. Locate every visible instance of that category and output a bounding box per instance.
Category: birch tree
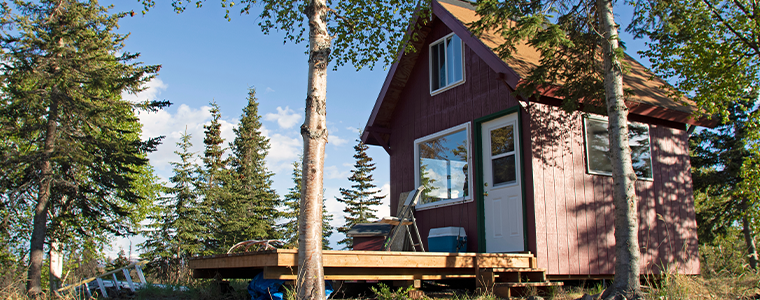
[142,1,425,298]
[471,0,642,297]
[280,158,334,250]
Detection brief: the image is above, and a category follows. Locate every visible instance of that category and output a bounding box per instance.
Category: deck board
[188,249,536,280]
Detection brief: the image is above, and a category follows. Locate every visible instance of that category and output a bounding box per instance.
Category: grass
[0,274,758,300]
[2,269,759,299]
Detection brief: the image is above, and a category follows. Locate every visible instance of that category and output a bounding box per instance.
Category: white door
[482,113,524,252]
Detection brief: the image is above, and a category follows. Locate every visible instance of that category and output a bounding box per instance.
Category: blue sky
[105,0,393,255]
[102,0,651,256]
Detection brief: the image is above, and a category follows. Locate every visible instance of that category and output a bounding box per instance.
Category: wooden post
[392,280,421,288]
[475,268,494,294]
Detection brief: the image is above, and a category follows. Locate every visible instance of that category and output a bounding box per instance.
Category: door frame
[474,105,529,252]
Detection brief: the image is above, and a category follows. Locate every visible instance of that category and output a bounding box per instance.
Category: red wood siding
[387,18,522,253]
[384,17,699,276]
[527,103,700,275]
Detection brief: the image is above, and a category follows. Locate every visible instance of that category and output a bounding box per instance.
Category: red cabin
[361,0,714,278]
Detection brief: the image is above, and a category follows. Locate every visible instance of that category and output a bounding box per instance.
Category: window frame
[583,115,654,181]
[429,32,466,95]
[413,122,473,210]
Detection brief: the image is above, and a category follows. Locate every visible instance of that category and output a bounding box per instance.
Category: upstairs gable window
[430,33,465,94]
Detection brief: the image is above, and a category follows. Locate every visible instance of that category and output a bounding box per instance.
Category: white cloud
[122,78,168,103]
[376,182,391,219]
[346,126,361,134]
[259,124,303,171]
[265,87,275,93]
[138,104,235,173]
[329,135,349,146]
[264,106,301,129]
[325,165,350,180]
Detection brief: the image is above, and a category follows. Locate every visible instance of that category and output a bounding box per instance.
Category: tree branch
[703,0,760,56]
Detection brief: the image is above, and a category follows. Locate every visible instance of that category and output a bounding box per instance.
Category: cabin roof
[362,0,714,146]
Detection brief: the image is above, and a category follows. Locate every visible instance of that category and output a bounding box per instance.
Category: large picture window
[430,33,464,94]
[414,123,472,209]
[584,116,653,180]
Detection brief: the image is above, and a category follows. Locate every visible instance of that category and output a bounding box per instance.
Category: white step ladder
[382,186,425,252]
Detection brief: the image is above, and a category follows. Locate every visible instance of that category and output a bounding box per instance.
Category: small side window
[430,33,465,94]
[584,116,653,180]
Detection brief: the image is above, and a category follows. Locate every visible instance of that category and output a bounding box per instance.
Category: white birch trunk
[297,0,330,299]
[597,0,642,297]
[49,242,63,292]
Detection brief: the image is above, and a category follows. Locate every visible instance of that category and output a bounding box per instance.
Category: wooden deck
[189,249,563,298]
[188,249,537,280]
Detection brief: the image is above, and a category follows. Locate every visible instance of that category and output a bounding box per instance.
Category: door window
[489,124,516,186]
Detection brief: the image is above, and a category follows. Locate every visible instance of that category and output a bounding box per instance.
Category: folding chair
[381,186,426,251]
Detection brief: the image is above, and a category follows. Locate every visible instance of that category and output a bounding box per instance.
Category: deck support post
[392,279,421,289]
[475,268,494,294]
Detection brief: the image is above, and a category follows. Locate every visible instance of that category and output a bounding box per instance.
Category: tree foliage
[629,0,760,271]
[471,0,642,297]
[336,138,384,250]
[141,131,208,283]
[0,0,168,294]
[198,101,233,253]
[220,88,281,250]
[629,0,760,120]
[140,0,426,298]
[280,158,334,250]
[690,98,760,269]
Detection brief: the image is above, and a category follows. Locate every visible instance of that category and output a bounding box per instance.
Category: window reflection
[418,129,469,204]
[584,117,652,179]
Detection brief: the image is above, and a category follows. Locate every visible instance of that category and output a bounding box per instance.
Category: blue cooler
[427,227,467,253]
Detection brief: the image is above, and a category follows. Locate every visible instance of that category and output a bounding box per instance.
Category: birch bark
[597,0,642,297]
[297,0,330,298]
[742,200,759,270]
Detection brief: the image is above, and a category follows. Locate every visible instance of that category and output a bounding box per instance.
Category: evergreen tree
[281,159,334,250]
[281,161,302,248]
[691,98,759,270]
[199,101,231,253]
[220,89,280,250]
[0,0,167,294]
[141,131,208,282]
[336,138,384,249]
[150,0,424,294]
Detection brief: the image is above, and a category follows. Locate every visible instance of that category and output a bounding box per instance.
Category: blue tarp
[248,272,333,300]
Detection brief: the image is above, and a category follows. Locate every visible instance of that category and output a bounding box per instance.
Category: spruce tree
[200,102,231,253]
[691,98,760,270]
[281,160,303,248]
[281,159,334,250]
[141,131,208,282]
[336,138,384,249]
[0,1,167,294]
[220,89,280,250]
